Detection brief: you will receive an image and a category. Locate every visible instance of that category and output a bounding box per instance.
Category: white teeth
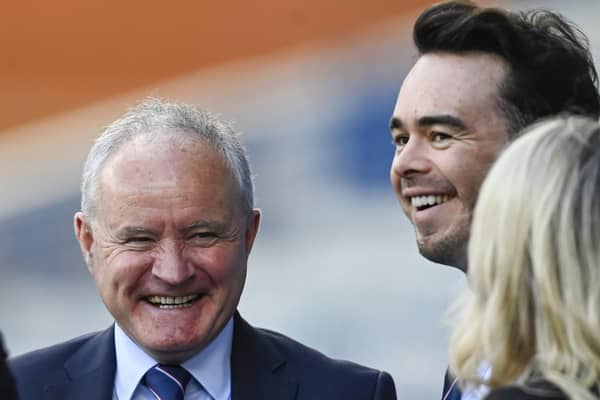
[147,294,200,308]
[411,195,450,208]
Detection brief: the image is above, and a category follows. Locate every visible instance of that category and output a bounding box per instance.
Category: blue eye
[122,236,155,250]
[192,232,216,238]
[189,232,219,243]
[188,232,219,247]
[126,237,153,243]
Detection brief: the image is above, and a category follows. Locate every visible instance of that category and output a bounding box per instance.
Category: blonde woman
[449,115,600,400]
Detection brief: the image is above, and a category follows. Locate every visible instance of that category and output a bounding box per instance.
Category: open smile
[410,194,452,211]
[146,294,202,309]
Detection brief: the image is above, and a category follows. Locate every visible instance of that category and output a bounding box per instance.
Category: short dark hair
[413,1,600,137]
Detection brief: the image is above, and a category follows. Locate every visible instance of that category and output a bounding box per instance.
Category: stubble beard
[416,224,469,272]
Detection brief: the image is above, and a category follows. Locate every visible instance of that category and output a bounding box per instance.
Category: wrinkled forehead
[105,133,228,176]
[98,135,239,199]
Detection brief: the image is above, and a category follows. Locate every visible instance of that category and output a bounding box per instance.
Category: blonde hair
[449,115,600,399]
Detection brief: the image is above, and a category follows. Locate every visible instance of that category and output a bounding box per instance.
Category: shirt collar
[183,318,233,399]
[114,317,234,400]
[114,324,158,400]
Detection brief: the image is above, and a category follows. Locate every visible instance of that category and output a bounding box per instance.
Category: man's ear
[74,211,94,270]
[245,208,261,253]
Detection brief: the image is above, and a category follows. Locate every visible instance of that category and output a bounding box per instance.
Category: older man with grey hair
[9,98,396,400]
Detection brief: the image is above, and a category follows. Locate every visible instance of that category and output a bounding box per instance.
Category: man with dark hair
[388,1,600,399]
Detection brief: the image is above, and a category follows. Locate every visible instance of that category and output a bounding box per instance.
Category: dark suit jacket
[0,333,18,400]
[484,382,567,400]
[9,313,396,400]
[442,369,461,400]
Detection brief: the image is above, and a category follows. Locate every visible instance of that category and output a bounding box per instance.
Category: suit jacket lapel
[45,326,116,400]
[41,316,297,400]
[231,313,298,400]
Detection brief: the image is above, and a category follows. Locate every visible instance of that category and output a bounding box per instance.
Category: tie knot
[144,364,191,400]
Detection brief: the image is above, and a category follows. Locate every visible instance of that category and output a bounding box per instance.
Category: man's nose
[391,138,432,178]
[152,241,194,285]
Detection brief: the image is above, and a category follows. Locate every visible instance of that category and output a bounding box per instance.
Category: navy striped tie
[144,364,192,400]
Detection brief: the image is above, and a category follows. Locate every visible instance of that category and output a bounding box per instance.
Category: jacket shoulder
[9,331,101,377]
[254,327,396,399]
[8,328,113,400]
[255,327,372,372]
[485,383,568,400]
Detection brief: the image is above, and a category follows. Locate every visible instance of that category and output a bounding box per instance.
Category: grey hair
[80,98,254,218]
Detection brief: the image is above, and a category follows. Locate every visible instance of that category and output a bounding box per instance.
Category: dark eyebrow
[389,114,467,132]
[417,115,467,130]
[389,116,403,131]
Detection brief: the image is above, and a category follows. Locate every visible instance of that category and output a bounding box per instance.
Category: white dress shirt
[461,362,491,400]
[113,318,233,400]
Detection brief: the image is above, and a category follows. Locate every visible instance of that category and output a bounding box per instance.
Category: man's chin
[130,324,214,362]
[142,337,207,363]
[416,233,468,272]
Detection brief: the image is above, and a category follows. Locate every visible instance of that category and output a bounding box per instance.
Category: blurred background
[1,0,599,398]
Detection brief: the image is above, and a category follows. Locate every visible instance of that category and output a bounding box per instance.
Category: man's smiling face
[390,52,509,271]
[75,135,260,363]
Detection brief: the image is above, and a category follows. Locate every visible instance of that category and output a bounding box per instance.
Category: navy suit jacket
[10,313,396,400]
[0,333,18,400]
[442,370,462,400]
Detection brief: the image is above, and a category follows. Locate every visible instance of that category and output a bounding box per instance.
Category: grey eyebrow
[182,220,227,232]
[114,226,158,238]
